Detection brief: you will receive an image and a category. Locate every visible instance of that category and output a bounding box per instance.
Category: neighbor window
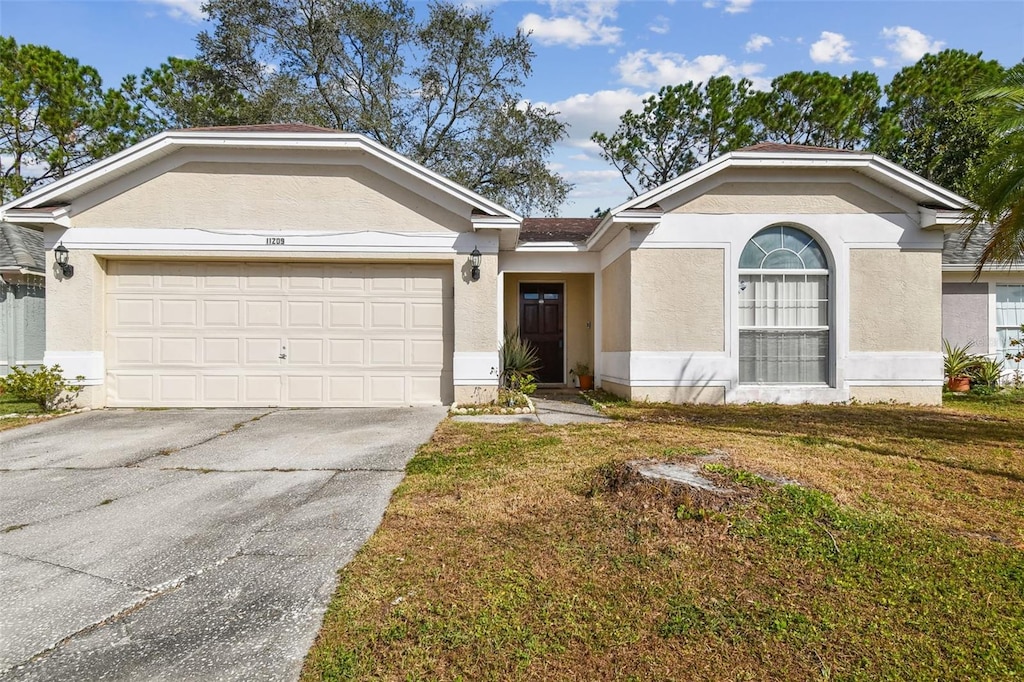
[738,226,829,384]
[996,284,1024,372]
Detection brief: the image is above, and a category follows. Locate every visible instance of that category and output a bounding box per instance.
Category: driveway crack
[127,409,281,467]
[0,550,155,595]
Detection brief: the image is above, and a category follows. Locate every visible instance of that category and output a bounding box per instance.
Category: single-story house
[0,221,46,376]
[0,125,1009,408]
[941,224,1024,375]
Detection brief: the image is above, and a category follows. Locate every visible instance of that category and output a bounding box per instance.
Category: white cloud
[616,49,767,89]
[871,56,888,68]
[519,1,622,48]
[142,0,204,22]
[534,88,647,143]
[702,0,754,13]
[563,168,622,183]
[648,15,670,35]
[881,26,944,63]
[809,31,856,64]
[745,34,772,53]
[724,0,753,13]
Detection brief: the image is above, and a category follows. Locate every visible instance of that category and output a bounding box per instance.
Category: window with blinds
[738,226,830,385]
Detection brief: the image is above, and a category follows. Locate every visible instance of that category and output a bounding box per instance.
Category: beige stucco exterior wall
[629,385,726,404]
[46,250,106,408]
[503,273,594,379]
[601,253,631,352]
[630,249,725,352]
[849,250,942,352]
[73,162,469,232]
[454,253,498,353]
[669,182,903,215]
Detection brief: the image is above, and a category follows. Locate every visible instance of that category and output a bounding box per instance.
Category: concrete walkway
[0,407,446,681]
[451,395,611,425]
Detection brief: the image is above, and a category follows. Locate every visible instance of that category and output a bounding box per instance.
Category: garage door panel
[285,375,325,403]
[107,261,452,407]
[245,264,285,289]
[245,300,283,327]
[114,337,154,365]
[328,301,365,328]
[369,302,406,328]
[328,339,364,365]
[159,299,197,326]
[159,375,198,402]
[410,339,444,366]
[203,375,240,402]
[114,299,155,326]
[288,338,324,364]
[112,375,155,403]
[411,302,443,329]
[244,375,281,402]
[369,339,405,365]
[203,264,243,290]
[244,338,283,365]
[287,301,324,327]
[203,300,240,326]
[203,338,240,365]
[159,337,197,364]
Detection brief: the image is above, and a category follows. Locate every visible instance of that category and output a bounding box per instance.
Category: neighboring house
[0,127,979,407]
[941,224,1024,374]
[0,222,46,376]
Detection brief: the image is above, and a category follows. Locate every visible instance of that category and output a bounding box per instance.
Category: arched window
[738,226,829,384]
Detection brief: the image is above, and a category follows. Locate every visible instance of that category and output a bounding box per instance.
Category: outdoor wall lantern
[54,243,74,278]
[470,247,481,282]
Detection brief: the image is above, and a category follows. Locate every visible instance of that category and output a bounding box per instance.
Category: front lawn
[0,391,44,431]
[304,399,1024,681]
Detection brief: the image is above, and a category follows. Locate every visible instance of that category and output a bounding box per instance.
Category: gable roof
[0,126,522,232]
[519,218,601,243]
[0,222,45,274]
[587,146,972,249]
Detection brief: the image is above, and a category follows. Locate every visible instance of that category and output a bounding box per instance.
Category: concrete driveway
[0,407,446,681]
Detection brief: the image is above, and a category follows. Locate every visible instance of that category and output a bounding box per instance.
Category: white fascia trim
[44,351,104,386]
[453,351,499,385]
[921,207,970,230]
[602,150,969,219]
[942,264,1023,273]
[513,242,589,252]
[600,351,731,386]
[585,210,663,250]
[471,216,521,230]
[2,206,72,227]
[45,227,465,253]
[2,131,522,222]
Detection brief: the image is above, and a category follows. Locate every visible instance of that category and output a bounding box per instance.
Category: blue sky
[2,0,1022,214]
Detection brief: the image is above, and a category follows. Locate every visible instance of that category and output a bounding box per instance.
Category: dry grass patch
[304,401,1024,681]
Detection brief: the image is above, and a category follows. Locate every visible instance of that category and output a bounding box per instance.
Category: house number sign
[265,237,285,245]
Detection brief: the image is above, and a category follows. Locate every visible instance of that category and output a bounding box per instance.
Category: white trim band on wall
[43,351,105,386]
[44,227,501,255]
[453,351,499,386]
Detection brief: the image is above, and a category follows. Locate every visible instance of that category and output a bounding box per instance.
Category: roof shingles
[0,222,45,273]
[519,218,601,243]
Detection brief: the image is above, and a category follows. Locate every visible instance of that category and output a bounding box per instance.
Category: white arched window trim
[738,225,831,385]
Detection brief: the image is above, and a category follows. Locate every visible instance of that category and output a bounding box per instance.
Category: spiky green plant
[498,327,540,399]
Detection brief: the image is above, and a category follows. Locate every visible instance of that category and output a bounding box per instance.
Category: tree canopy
[191,0,570,215]
[0,37,142,202]
[964,65,1024,268]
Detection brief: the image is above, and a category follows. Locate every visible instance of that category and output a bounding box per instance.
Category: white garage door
[105,261,453,407]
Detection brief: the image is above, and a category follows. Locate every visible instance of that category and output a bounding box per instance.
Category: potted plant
[572,361,594,391]
[943,340,980,392]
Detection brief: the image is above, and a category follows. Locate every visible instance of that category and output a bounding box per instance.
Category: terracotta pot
[578,374,594,391]
[947,376,971,392]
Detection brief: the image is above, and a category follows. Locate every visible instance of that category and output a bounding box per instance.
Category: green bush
[0,364,85,412]
[970,357,1005,388]
[498,327,539,405]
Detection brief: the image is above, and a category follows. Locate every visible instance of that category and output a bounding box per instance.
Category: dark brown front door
[519,283,564,383]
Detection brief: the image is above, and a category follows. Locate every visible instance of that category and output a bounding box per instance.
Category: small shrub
[943,339,981,380]
[970,357,1005,388]
[0,365,84,412]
